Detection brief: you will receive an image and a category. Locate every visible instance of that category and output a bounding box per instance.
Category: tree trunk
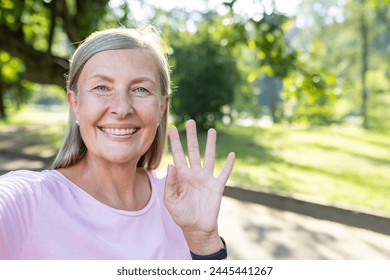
[360,7,369,129]
[0,81,6,120]
[270,76,278,123]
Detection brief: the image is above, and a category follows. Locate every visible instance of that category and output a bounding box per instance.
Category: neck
[59,156,151,211]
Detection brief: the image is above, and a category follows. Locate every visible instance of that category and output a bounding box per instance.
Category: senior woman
[0,26,235,260]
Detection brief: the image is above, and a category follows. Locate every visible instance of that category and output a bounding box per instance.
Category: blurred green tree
[295,0,390,130]
[221,0,297,123]
[282,44,337,125]
[169,12,240,130]
[0,0,126,119]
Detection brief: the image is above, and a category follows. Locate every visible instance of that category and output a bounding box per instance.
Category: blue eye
[133,87,150,96]
[94,85,108,91]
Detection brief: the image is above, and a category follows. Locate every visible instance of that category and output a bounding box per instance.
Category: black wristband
[190,237,227,260]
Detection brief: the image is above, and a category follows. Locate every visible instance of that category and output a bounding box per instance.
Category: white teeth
[101,127,137,136]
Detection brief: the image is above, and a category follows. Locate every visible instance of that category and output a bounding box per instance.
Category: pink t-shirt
[0,169,191,260]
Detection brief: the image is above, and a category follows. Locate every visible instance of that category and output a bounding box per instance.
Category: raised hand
[164,119,235,254]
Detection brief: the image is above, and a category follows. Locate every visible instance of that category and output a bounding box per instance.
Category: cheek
[78,95,106,119]
[134,99,163,121]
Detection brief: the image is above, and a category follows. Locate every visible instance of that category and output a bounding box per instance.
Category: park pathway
[220,196,390,259]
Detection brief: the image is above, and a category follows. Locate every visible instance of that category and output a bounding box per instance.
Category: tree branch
[57,0,79,43]
[47,1,57,53]
[0,23,69,86]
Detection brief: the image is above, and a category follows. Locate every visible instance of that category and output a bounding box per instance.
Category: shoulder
[0,170,57,259]
[0,169,59,202]
[146,169,166,185]
[0,169,57,187]
[0,170,43,192]
[145,169,166,192]
[0,169,65,228]
[1,169,46,181]
[144,168,167,200]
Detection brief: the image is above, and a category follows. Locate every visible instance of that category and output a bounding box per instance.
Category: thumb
[164,164,177,200]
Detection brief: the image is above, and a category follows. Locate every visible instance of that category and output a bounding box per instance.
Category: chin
[95,151,138,166]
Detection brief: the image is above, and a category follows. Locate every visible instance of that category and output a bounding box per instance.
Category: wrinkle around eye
[90,85,114,95]
[132,87,153,97]
[94,85,108,90]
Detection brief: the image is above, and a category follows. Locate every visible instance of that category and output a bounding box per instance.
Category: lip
[98,126,140,137]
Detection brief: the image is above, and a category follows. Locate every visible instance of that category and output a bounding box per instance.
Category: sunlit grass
[3,105,68,126]
[215,124,390,213]
[0,106,68,155]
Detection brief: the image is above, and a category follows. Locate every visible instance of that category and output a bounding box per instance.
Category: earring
[76,120,79,126]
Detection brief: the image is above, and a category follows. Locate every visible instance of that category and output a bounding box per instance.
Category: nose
[110,90,134,118]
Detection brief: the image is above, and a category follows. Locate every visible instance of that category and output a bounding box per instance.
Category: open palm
[164,120,235,236]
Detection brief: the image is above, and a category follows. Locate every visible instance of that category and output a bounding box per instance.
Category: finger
[186,119,201,167]
[164,164,177,200]
[169,126,187,168]
[203,128,216,172]
[217,152,236,186]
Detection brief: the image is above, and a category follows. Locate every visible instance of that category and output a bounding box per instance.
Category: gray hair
[52,26,170,170]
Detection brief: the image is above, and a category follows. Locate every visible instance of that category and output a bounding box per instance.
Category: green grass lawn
[2,106,389,213]
[215,124,390,213]
[0,106,68,150]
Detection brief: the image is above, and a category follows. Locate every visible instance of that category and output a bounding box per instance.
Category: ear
[67,90,79,120]
[159,94,170,119]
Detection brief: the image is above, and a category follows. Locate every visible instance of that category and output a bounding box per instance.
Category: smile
[99,127,139,136]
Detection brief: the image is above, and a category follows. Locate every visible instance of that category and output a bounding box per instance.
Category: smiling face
[68,48,168,166]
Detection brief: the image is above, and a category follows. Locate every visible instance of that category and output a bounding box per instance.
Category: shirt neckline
[47,169,157,217]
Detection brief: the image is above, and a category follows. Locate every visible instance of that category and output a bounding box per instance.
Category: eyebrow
[87,74,157,86]
[86,74,114,82]
[132,77,157,87]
